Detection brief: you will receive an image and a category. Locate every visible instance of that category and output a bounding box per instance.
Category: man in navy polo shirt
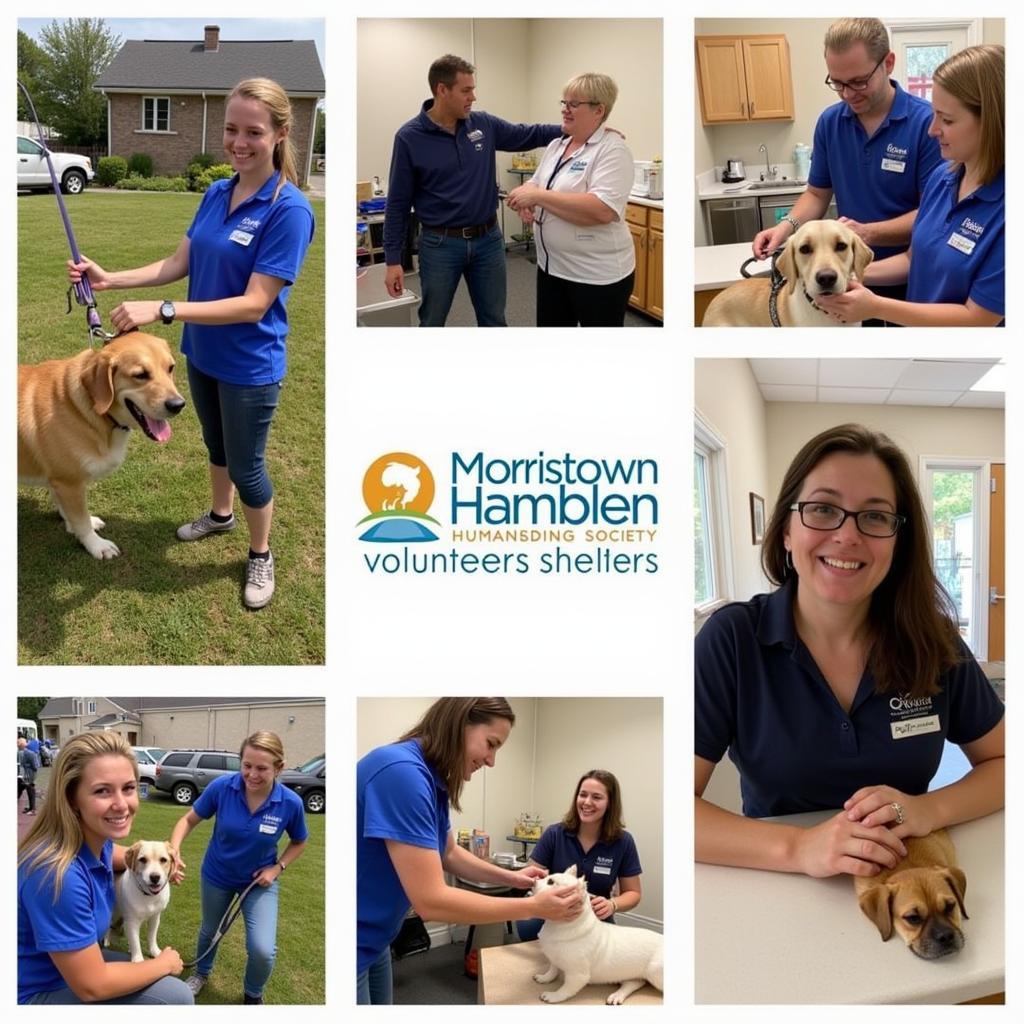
[383,54,562,326]
[752,19,941,325]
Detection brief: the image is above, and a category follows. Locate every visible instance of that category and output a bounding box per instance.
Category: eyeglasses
[789,501,905,538]
[824,56,886,93]
[560,99,599,110]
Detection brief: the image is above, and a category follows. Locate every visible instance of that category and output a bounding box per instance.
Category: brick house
[94,24,324,183]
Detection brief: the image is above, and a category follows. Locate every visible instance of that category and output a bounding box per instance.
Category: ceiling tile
[818,359,910,388]
[759,384,818,402]
[818,387,891,404]
[748,359,817,386]
[895,361,998,391]
[953,391,1005,408]
[886,389,963,406]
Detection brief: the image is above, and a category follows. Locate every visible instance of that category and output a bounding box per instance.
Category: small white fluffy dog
[532,865,664,1004]
[107,840,176,962]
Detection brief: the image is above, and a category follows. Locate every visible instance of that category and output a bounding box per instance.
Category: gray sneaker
[177,511,236,542]
[186,974,208,996]
[244,551,275,609]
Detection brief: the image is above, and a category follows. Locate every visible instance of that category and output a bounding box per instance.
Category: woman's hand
[252,863,283,887]
[844,785,934,840]
[792,810,908,878]
[168,847,186,885]
[507,183,543,212]
[510,864,548,889]
[533,882,584,921]
[814,278,878,323]
[110,300,162,332]
[516,206,536,225]
[155,946,185,976]
[67,255,111,291]
[590,895,615,920]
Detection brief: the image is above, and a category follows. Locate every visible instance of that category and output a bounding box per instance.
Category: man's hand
[837,217,874,247]
[384,264,404,298]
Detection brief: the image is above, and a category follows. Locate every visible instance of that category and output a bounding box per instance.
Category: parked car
[154,748,240,805]
[279,754,326,813]
[131,746,168,786]
[17,135,94,194]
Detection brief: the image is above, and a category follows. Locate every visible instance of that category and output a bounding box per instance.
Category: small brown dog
[855,829,968,959]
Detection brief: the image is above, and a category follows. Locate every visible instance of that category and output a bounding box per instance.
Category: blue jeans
[187,360,281,509]
[356,947,393,1004]
[417,223,507,326]
[27,950,194,1004]
[193,877,279,999]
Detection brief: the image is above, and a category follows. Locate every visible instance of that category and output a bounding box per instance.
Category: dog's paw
[606,993,625,1005]
[540,992,567,1004]
[130,953,145,964]
[91,516,106,531]
[83,534,121,559]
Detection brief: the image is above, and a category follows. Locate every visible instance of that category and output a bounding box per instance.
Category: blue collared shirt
[808,81,942,260]
[193,773,309,891]
[18,840,115,1003]
[182,172,315,386]
[906,163,1004,316]
[695,579,1004,819]
[357,738,450,974]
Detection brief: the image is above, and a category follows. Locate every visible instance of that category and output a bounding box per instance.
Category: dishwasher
[758,194,838,231]
[702,196,759,246]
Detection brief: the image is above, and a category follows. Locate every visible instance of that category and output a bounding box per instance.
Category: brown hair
[761,424,961,698]
[399,698,515,812]
[428,54,476,96]
[227,78,298,202]
[561,769,626,844]
[824,18,891,63]
[239,730,285,771]
[934,44,1004,185]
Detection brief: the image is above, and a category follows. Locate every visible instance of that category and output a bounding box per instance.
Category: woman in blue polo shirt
[357,698,585,1005]
[69,77,316,608]
[516,769,642,942]
[18,733,192,1004]
[169,731,308,1003]
[818,45,1004,326]
[696,424,1004,878]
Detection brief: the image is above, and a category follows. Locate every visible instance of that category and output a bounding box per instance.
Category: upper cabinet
[696,35,794,125]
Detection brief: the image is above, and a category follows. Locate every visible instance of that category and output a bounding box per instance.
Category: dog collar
[106,413,130,432]
[802,286,847,323]
[131,872,168,896]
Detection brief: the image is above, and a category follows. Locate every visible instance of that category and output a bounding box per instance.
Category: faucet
[758,144,778,181]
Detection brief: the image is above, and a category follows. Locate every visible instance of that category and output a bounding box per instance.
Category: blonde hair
[240,730,286,771]
[824,19,891,63]
[934,44,1004,185]
[564,73,619,122]
[18,733,138,899]
[227,77,298,202]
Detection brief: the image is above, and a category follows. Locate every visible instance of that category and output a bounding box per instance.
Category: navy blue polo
[383,103,562,264]
[695,579,1004,819]
[193,773,308,891]
[907,163,1004,316]
[531,824,642,914]
[808,81,941,260]
[357,739,450,974]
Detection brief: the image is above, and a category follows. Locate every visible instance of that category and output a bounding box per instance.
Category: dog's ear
[851,232,874,281]
[775,237,799,295]
[165,843,179,875]
[858,884,895,941]
[942,868,969,920]
[566,864,578,878]
[124,841,142,871]
[83,351,117,415]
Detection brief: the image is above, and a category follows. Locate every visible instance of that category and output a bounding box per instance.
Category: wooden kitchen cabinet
[696,35,794,125]
[626,204,663,322]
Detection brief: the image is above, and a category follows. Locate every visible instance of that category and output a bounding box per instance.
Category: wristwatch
[782,215,801,232]
[276,860,287,872]
[159,300,176,325]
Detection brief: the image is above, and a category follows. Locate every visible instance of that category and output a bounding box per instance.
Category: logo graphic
[358,453,440,543]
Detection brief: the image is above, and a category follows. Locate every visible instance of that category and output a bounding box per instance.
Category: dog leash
[17,79,115,346]
[182,878,261,969]
[740,248,786,327]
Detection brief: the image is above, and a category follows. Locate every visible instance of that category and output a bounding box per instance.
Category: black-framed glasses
[789,501,905,538]
[824,56,885,93]
[560,99,598,110]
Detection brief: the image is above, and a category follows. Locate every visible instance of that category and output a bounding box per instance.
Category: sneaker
[186,974,208,996]
[243,551,275,609]
[243,994,264,1005]
[177,511,236,542]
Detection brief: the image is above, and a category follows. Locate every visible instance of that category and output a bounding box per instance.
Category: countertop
[695,810,1004,1004]
[697,164,807,200]
[694,241,771,291]
[627,195,664,210]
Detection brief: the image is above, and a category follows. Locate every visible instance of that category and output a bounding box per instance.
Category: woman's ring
[890,802,905,825]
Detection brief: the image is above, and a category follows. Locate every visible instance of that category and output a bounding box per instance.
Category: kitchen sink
[745,180,806,190]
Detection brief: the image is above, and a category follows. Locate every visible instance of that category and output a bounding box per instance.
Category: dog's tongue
[146,416,171,443]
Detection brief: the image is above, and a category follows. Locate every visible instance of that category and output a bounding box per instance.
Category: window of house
[694,413,733,623]
[88,700,96,714]
[143,96,170,132]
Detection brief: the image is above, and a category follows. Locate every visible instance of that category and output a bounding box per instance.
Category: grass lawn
[107,789,326,1005]
[17,191,325,664]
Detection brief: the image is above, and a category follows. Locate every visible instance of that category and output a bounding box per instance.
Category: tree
[17,30,51,124]
[17,697,49,724]
[314,108,326,155]
[35,18,122,146]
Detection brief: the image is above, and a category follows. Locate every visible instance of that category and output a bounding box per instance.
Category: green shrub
[127,152,154,178]
[189,152,217,169]
[193,163,235,192]
[114,174,188,193]
[96,156,128,187]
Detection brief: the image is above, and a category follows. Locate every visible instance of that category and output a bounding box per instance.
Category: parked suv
[154,749,240,805]
[131,746,168,786]
[279,754,326,814]
[17,135,94,194]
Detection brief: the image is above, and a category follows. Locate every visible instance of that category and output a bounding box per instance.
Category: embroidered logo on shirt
[885,143,909,158]
[593,855,615,875]
[888,694,940,739]
[239,216,262,232]
[467,129,484,142]
[569,159,588,172]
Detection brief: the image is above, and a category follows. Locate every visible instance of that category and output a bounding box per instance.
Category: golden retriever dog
[702,220,873,327]
[18,333,185,559]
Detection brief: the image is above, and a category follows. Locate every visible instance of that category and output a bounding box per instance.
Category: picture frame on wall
[749,492,765,544]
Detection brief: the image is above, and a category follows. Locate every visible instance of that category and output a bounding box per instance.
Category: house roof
[96,40,324,96]
[39,697,321,718]
[86,713,142,729]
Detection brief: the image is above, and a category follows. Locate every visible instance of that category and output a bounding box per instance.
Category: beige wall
[358,697,664,926]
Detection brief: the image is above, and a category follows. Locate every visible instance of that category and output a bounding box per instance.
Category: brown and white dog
[702,220,873,327]
[108,840,178,962]
[18,333,185,559]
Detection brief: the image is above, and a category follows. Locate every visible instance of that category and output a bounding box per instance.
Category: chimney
[204,25,220,52]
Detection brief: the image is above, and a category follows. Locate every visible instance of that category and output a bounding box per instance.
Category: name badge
[230,229,254,246]
[258,823,278,834]
[569,159,587,172]
[592,865,612,875]
[947,232,976,255]
[891,714,940,739]
[880,158,906,173]
[467,129,484,142]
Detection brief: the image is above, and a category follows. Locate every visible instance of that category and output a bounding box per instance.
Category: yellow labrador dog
[702,220,873,327]
[18,333,185,559]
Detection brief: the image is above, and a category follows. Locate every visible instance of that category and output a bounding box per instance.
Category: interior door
[988,463,1004,661]
[890,25,970,100]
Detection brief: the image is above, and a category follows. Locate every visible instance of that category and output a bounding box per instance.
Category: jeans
[18,779,36,811]
[27,950,194,1004]
[187,360,281,509]
[356,947,393,1004]
[193,877,279,999]
[417,223,507,326]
